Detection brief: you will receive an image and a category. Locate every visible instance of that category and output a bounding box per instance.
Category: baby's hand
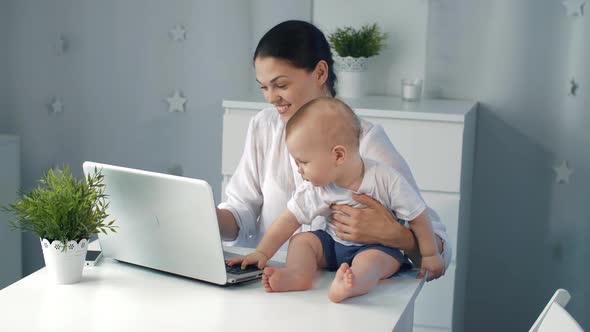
[417,253,445,282]
[226,251,269,270]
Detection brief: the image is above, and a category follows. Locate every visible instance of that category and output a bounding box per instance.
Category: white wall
[426,0,589,330]
[0,1,22,291]
[0,0,9,133]
[0,136,21,290]
[313,0,429,96]
[4,0,314,280]
[248,0,313,94]
[5,0,252,275]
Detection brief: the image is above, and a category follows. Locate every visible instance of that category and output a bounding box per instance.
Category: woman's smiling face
[255,56,329,123]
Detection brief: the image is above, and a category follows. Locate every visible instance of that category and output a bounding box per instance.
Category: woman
[217,20,450,280]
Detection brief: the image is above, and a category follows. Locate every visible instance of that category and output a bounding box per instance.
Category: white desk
[0,246,424,332]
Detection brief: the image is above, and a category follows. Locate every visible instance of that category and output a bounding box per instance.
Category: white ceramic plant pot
[40,238,88,284]
[334,56,369,98]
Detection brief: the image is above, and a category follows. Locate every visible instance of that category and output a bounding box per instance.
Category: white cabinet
[221,96,477,331]
[0,135,21,289]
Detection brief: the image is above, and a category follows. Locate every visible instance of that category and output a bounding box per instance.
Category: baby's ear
[332,145,347,165]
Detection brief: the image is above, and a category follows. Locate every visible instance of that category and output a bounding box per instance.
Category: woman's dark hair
[254,20,337,97]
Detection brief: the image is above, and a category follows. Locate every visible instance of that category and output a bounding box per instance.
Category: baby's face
[287,131,337,187]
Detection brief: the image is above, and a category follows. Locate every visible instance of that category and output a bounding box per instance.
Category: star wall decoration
[166,90,187,112]
[553,160,573,184]
[167,164,184,176]
[562,0,586,16]
[569,78,579,96]
[49,97,64,114]
[56,35,68,55]
[50,162,62,172]
[169,25,187,42]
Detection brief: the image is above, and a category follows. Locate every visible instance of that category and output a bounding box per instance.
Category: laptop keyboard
[225,263,262,275]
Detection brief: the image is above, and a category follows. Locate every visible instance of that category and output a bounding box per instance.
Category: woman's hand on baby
[331,193,408,246]
[226,251,269,270]
[417,253,445,281]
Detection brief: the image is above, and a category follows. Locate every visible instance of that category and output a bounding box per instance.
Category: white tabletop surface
[0,246,424,332]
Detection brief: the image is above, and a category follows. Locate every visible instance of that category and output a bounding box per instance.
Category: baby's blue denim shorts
[310,230,413,277]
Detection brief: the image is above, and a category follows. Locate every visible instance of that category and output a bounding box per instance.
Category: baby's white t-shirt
[287,158,426,246]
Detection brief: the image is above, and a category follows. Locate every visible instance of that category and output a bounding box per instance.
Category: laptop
[82,161,264,285]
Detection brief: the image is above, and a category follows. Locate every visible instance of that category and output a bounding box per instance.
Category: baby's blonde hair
[286,97,361,151]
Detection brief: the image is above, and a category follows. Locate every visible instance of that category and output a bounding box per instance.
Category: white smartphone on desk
[85,250,103,266]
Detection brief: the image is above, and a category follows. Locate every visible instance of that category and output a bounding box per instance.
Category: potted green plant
[0,165,117,284]
[328,23,387,98]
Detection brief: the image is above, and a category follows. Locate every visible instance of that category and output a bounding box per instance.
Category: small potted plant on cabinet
[328,23,387,98]
[1,165,117,284]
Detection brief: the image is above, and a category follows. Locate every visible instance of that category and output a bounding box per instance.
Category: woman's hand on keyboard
[227,250,270,270]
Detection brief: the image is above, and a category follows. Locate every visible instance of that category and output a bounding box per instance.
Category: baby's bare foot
[261,271,273,292]
[263,267,313,292]
[328,263,358,303]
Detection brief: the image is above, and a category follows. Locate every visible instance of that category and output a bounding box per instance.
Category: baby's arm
[409,211,445,280]
[227,209,301,269]
[409,211,437,256]
[256,209,301,262]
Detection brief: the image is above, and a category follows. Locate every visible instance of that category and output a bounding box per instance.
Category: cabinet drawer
[414,262,456,329]
[368,117,464,193]
[421,192,459,262]
[221,109,259,175]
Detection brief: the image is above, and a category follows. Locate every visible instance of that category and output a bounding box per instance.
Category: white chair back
[529,289,584,332]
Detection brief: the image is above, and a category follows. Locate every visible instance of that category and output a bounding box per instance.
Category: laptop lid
[82,161,249,285]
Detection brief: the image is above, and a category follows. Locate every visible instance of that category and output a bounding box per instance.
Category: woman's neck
[334,155,364,192]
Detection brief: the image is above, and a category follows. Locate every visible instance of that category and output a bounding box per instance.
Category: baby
[228,97,444,303]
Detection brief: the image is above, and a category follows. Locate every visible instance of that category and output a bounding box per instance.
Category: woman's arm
[216,208,239,241]
[217,116,265,244]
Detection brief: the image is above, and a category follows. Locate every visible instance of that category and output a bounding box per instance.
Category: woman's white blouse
[218,107,452,268]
